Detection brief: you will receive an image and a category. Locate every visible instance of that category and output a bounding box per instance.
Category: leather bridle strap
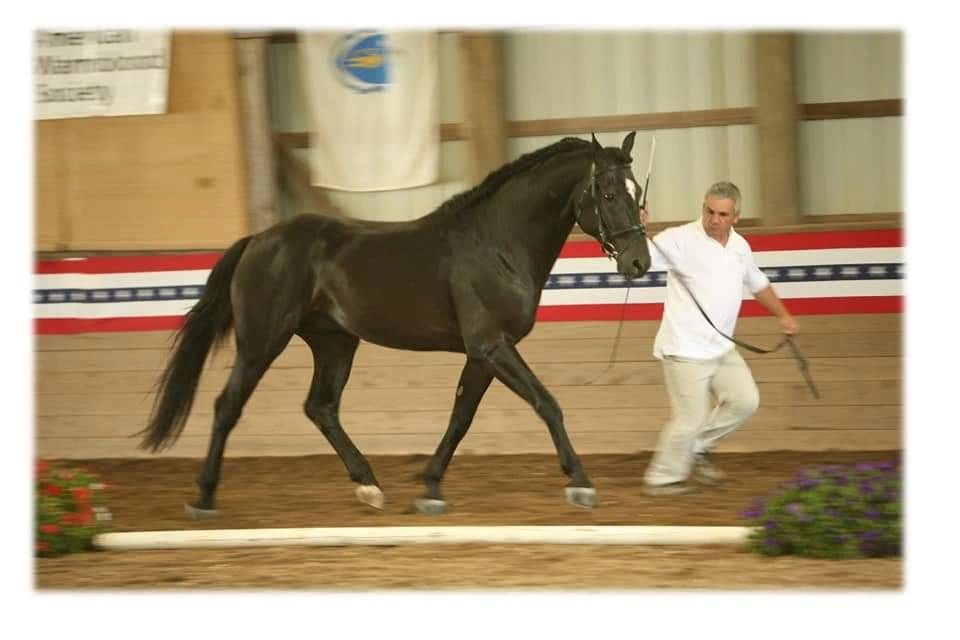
[574,163,646,259]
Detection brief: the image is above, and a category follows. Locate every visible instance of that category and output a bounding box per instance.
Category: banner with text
[34,30,170,120]
[299,31,439,191]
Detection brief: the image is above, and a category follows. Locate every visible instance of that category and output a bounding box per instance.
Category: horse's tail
[138,235,253,452]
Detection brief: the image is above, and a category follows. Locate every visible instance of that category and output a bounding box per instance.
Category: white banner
[34,30,170,120]
[299,31,439,192]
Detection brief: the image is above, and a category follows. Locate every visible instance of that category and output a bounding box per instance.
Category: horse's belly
[319,289,464,353]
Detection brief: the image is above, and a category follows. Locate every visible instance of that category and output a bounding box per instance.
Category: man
[640,181,798,496]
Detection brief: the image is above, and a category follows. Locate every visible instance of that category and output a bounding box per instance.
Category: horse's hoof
[355,485,385,510]
[184,503,218,520]
[565,487,598,509]
[414,498,447,515]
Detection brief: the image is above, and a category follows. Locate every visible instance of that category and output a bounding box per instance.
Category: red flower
[60,512,79,526]
[43,484,62,497]
[36,541,49,552]
[78,510,93,526]
[40,523,60,535]
[71,487,91,502]
[36,460,49,476]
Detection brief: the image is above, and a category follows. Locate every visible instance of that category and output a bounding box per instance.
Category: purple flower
[833,475,849,486]
[825,508,841,518]
[856,462,876,472]
[859,481,875,495]
[741,498,767,519]
[786,502,814,522]
[831,533,849,544]
[764,520,778,531]
[860,530,880,541]
[865,508,881,519]
[876,461,896,472]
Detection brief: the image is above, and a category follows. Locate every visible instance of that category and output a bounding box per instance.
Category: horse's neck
[497,151,590,284]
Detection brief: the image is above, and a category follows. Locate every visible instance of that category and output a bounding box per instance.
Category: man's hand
[778,314,799,335]
[640,206,650,227]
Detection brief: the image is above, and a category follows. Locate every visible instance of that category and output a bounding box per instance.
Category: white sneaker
[643,481,698,496]
[693,452,726,485]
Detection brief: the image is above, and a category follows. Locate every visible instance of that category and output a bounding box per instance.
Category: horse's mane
[431,136,593,218]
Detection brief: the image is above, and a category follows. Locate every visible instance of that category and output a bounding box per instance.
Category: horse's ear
[621,131,636,155]
[590,132,603,154]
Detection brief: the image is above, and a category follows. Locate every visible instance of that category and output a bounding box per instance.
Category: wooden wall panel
[34,120,65,249]
[35,314,903,458]
[34,32,249,251]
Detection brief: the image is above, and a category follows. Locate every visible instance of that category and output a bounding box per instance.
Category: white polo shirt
[648,220,770,360]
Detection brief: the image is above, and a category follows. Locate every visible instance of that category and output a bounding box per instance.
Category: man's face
[701,195,740,242]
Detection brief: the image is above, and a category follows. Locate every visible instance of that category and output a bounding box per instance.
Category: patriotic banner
[299,31,439,191]
[34,230,904,335]
[34,30,170,120]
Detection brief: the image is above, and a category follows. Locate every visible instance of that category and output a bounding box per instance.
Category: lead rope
[583,273,632,386]
[648,235,820,399]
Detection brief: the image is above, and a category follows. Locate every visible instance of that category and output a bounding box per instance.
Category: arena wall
[34,229,903,459]
[35,32,249,251]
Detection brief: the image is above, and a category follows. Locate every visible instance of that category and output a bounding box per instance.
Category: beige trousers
[644,348,760,486]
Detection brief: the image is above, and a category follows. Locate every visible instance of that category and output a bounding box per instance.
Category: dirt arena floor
[35,450,902,590]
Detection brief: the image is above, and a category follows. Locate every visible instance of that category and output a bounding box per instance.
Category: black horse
[139,132,651,518]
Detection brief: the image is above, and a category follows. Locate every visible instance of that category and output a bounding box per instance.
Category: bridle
[575,160,646,386]
[573,162,647,259]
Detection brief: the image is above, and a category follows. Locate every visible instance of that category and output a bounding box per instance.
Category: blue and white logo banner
[299,30,439,192]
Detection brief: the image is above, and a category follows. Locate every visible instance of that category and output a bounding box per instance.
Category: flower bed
[35,459,112,557]
[741,461,901,559]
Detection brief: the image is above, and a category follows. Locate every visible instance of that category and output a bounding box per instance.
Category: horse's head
[574,131,651,280]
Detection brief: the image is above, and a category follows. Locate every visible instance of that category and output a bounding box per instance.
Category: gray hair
[704,181,741,214]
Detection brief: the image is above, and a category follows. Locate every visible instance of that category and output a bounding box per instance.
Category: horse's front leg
[474,337,597,509]
[415,358,494,514]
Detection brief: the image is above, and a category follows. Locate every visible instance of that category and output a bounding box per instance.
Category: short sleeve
[742,244,770,293]
[647,228,682,272]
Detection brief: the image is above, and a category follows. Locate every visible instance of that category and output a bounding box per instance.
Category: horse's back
[229,212,466,352]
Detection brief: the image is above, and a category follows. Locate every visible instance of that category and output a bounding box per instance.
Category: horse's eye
[602,193,615,201]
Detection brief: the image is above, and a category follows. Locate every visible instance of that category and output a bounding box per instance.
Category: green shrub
[741,461,901,559]
[35,459,112,557]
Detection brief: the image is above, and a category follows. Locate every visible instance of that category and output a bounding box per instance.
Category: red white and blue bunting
[34,229,903,334]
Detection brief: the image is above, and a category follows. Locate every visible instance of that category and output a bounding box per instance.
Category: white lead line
[95,525,753,550]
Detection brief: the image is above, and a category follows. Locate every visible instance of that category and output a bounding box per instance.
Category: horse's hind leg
[300,330,383,509]
[187,340,289,519]
[415,358,494,514]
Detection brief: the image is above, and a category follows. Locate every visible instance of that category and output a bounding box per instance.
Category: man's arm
[753,285,799,335]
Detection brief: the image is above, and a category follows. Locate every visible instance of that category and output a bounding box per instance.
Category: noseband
[574,163,646,259]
